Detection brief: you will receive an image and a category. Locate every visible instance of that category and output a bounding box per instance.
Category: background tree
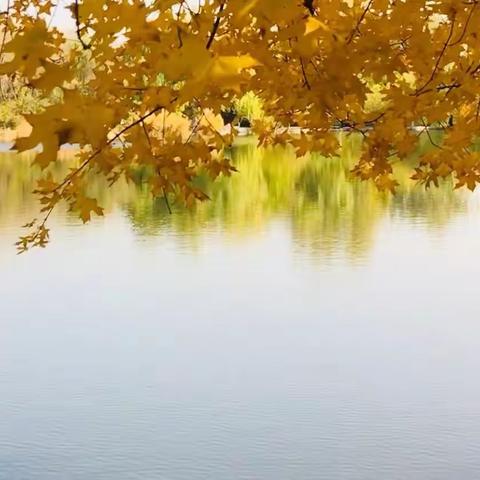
[0,0,479,250]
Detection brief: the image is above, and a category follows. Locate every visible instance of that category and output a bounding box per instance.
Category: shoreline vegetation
[0,116,453,147]
[0,86,452,147]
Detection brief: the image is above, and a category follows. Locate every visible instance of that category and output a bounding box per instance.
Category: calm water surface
[1,140,480,479]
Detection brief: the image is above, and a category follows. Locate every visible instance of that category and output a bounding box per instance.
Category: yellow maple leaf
[75,196,105,223]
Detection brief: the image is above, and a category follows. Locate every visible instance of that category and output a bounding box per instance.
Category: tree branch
[449,1,477,47]
[73,0,91,50]
[415,14,456,95]
[300,57,311,90]
[206,2,225,50]
[51,107,164,196]
[346,0,374,45]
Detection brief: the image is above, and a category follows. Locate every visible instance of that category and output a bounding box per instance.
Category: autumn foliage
[1,0,480,250]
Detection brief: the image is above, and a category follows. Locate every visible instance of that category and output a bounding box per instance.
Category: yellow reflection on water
[0,136,472,261]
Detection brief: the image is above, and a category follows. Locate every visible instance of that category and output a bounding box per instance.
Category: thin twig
[421,118,443,149]
[415,14,456,95]
[300,57,311,90]
[449,1,477,47]
[206,2,225,50]
[162,186,172,213]
[52,107,164,195]
[47,0,61,29]
[346,0,374,45]
[73,0,91,50]
[141,118,173,214]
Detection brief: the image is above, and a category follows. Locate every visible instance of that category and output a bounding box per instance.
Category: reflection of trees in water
[292,154,387,261]
[290,138,466,260]
[0,137,469,260]
[123,137,469,259]
[0,151,138,225]
[390,133,466,226]
[0,153,37,223]
[390,169,466,227]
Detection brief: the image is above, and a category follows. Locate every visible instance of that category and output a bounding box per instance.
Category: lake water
[1,139,480,479]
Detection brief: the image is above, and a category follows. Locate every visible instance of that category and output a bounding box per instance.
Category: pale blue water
[1,147,480,479]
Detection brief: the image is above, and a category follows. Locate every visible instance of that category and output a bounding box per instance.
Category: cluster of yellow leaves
[2,0,480,250]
